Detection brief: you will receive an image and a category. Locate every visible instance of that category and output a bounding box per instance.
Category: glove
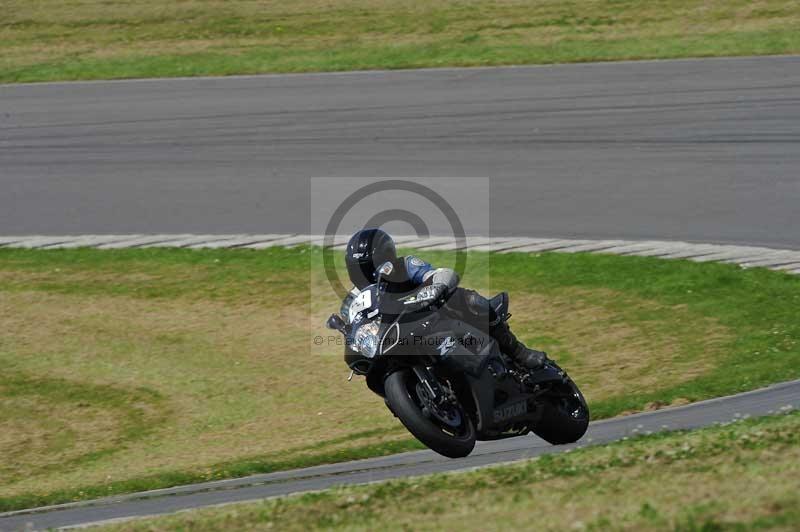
[406,283,447,306]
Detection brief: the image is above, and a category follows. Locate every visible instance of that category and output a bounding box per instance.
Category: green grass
[1,246,799,511]
[101,411,800,531]
[2,0,799,83]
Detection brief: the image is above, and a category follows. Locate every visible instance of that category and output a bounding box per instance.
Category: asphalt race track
[1,380,797,530]
[2,56,800,529]
[1,56,799,248]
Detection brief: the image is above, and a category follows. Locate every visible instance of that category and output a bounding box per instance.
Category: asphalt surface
[2,56,800,248]
[2,379,797,530]
[2,57,800,529]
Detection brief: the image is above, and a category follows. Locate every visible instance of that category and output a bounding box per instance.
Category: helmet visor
[347,258,377,289]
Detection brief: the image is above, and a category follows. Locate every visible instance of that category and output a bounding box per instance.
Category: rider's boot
[490,319,547,370]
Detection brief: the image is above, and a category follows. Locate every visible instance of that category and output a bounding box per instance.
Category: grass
[1,245,799,511]
[1,0,799,83]
[100,410,800,531]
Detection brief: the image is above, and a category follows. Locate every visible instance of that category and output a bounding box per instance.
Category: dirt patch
[618,397,693,417]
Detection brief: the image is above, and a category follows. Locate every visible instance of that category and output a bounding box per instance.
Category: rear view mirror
[326,314,346,333]
[378,261,394,276]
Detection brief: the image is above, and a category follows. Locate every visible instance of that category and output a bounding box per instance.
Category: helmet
[345,229,397,289]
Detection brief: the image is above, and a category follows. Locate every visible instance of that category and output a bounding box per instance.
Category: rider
[343,228,547,369]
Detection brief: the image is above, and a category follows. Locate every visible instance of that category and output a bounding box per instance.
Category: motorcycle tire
[384,369,476,458]
[532,377,589,445]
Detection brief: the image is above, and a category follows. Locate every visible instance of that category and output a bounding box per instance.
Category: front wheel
[384,369,476,458]
[532,377,589,445]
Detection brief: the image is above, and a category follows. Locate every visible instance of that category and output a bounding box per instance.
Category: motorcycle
[326,261,589,458]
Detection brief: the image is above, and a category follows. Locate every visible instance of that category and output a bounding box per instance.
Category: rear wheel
[532,377,589,445]
[384,369,476,458]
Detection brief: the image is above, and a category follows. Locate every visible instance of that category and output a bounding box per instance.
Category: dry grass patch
[0,281,728,500]
[510,288,730,402]
[1,387,121,481]
[0,289,402,499]
[0,281,729,499]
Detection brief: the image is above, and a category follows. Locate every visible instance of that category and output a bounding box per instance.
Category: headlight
[351,321,380,358]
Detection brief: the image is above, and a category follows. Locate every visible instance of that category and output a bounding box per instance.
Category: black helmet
[345,229,397,289]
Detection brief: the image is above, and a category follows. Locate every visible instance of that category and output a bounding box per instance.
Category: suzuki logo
[493,400,528,423]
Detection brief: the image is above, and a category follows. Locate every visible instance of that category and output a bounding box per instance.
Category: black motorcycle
[326,262,589,458]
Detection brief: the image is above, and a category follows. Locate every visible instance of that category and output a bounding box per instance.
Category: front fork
[384,365,448,417]
[412,365,444,402]
[411,365,465,429]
